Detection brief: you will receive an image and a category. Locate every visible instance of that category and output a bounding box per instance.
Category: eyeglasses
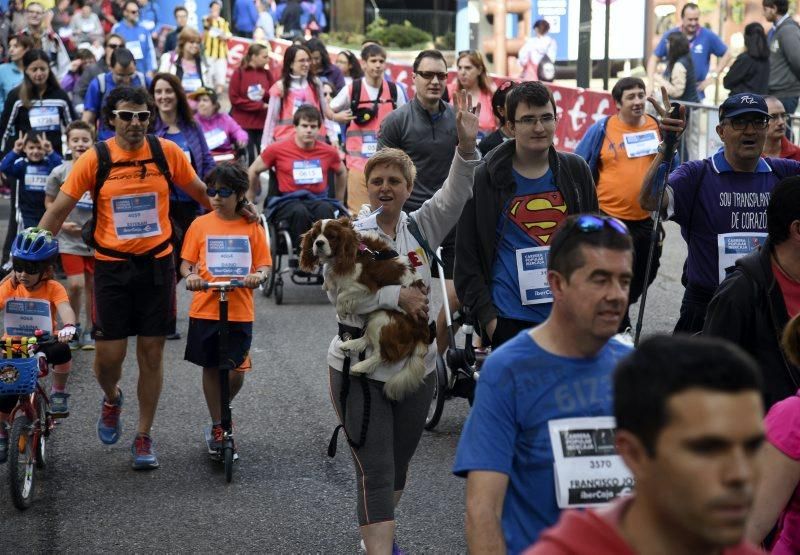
[415,71,447,82]
[12,260,44,274]
[206,187,234,198]
[112,110,150,122]
[725,117,770,130]
[513,114,557,127]
[575,215,629,236]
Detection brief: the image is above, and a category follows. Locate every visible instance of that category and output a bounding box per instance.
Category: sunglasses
[107,43,123,49]
[575,215,629,236]
[112,110,151,122]
[415,71,447,82]
[206,187,234,198]
[12,260,44,274]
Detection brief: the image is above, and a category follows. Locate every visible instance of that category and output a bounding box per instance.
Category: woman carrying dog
[322,90,481,554]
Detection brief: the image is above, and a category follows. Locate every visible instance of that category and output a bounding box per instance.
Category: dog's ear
[338,215,352,227]
[331,223,358,276]
[299,225,317,272]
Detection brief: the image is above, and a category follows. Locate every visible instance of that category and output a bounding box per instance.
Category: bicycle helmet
[11,228,59,262]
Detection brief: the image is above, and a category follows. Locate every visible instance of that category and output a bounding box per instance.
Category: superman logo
[506,191,567,246]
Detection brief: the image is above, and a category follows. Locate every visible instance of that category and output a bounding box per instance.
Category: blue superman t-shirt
[453,331,632,554]
[491,168,566,323]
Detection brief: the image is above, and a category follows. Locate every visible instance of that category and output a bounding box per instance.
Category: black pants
[620,218,663,332]
[169,200,199,281]
[674,285,714,336]
[246,129,262,167]
[272,200,337,251]
[491,316,537,350]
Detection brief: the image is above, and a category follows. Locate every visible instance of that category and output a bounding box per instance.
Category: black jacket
[723,52,770,95]
[704,240,800,409]
[454,139,598,329]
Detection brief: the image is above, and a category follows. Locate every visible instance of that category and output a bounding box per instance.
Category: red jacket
[780,136,800,161]
[229,66,274,131]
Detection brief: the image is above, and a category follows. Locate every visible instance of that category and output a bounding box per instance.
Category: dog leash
[328,325,371,458]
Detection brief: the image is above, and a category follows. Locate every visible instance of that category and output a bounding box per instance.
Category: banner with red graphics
[225,37,616,153]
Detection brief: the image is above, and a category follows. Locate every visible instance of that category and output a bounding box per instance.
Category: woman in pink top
[447,50,497,142]
[746,315,800,553]
[189,87,248,160]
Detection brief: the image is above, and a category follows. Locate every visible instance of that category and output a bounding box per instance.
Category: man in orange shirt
[38,86,212,470]
[575,77,675,332]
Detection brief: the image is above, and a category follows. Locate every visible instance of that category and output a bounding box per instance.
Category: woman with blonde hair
[447,50,496,140]
[158,27,209,94]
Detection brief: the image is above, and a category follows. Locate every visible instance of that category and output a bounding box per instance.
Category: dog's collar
[358,242,399,261]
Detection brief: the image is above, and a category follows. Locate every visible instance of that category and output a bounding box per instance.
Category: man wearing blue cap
[639,90,800,334]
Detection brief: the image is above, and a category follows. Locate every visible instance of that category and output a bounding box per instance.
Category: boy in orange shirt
[0,229,77,461]
[180,163,271,455]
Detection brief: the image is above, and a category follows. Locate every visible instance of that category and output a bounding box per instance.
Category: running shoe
[131,433,159,470]
[80,331,95,350]
[206,424,224,453]
[392,541,405,555]
[97,389,123,444]
[166,331,181,340]
[50,392,70,418]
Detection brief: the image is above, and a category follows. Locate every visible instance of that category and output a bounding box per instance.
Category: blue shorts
[184,318,253,371]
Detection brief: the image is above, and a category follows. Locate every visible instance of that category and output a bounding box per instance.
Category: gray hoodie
[768,15,800,97]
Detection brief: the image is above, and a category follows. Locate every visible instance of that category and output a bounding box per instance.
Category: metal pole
[603,0,611,90]
[577,0,592,88]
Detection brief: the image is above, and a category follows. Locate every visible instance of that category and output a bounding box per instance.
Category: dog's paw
[340,337,368,354]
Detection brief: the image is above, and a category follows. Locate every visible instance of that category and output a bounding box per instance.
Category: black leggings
[328,367,435,526]
[246,129,263,167]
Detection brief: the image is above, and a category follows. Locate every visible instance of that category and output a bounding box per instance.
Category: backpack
[81,134,183,260]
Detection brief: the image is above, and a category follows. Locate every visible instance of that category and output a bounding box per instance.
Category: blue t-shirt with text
[654,27,727,98]
[453,331,632,554]
[491,168,565,323]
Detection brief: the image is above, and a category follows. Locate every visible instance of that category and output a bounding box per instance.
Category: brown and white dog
[300,217,431,400]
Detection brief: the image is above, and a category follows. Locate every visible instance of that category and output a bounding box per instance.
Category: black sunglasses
[206,187,234,198]
[12,260,44,274]
[415,71,447,82]
[575,215,629,236]
[106,43,123,49]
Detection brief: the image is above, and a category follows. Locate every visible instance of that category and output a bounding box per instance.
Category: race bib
[4,298,52,335]
[204,128,227,150]
[292,159,323,186]
[352,206,382,232]
[206,235,252,277]
[111,192,161,239]
[717,232,767,283]
[247,84,264,101]
[126,40,144,60]
[209,27,222,38]
[29,106,60,130]
[623,130,660,158]
[548,417,634,509]
[292,97,304,115]
[515,246,552,305]
[24,166,48,192]
[76,190,93,210]
[361,133,377,156]
[182,73,202,92]
[142,20,155,31]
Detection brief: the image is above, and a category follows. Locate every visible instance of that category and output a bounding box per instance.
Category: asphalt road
[1,203,687,552]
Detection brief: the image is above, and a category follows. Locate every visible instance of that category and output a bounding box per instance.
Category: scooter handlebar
[201,279,245,290]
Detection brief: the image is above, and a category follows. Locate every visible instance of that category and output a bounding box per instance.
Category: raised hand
[38,133,53,154]
[647,86,686,141]
[12,132,26,154]
[454,88,481,155]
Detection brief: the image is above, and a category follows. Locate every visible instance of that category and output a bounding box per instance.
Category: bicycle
[0,331,58,510]
[199,279,245,483]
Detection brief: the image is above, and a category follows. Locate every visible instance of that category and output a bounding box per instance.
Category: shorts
[184,318,253,372]
[430,228,455,280]
[60,253,95,277]
[93,255,177,340]
[207,58,228,89]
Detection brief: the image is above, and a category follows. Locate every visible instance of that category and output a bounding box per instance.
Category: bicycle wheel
[8,414,35,510]
[223,446,234,483]
[35,396,47,469]
[425,355,448,430]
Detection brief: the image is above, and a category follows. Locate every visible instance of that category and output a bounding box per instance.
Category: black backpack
[81,134,183,260]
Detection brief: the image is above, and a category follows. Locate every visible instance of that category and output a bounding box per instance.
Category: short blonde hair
[364,148,417,191]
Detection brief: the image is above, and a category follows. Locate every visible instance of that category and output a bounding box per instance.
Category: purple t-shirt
[668,151,800,292]
[765,391,800,555]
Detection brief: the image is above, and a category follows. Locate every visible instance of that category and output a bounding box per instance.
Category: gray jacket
[769,16,800,97]
[377,97,459,211]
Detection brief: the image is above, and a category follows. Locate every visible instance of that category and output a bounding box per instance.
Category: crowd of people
[0,0,796,554]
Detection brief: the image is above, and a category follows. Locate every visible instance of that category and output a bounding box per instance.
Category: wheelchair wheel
[262,222,280,297]
[274,280,284,305]
[262,265,276,298]
[8,414,35,510]
[425,355,448,430]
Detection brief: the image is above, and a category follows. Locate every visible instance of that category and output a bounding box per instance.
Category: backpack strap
[349,79,362,114]
[145,134,178,198]
[407,215,444,270]
[388,81,397,109]
[97,73,106,95]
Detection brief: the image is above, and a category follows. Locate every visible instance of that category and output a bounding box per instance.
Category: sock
[51,383,66,394]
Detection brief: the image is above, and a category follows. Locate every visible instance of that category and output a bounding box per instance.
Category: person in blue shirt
[0,35,33,115]
[137,0,159,38]
[111,0,158,77]
[233,0,258,38]
[646,2,731,100]
[82,48,149,141]
[453,213,635,555]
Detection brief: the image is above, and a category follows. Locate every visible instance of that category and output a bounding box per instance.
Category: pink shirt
[765,391,800,555]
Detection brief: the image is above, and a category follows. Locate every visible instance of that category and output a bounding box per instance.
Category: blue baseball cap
[719,93,770,120]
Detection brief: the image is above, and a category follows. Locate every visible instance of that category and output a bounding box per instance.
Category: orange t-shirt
[181,212,272,322]
[596,116,660,221]
[60,137,200,261]
[0,279,69,335]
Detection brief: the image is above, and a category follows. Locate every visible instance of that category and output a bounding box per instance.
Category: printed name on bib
[126,40,144,59]
[112,192,161,239]
[24,166,48,192]
[206,235,252,277]
[4,298,52,335]
[292,159,323,185]
[622,130,660,158]
[516,246,552,305]
[548,417,634,509]
[29,106,60,131]
[717,232,767,283]
[204,128,227,150]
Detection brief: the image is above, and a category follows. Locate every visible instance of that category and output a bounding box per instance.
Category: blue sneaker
[97,389,123,445]
[131,433,159,470]
[392,541,405,555]
[50,392,70,418]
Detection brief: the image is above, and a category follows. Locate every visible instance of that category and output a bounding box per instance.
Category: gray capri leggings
[328,367,435,526]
